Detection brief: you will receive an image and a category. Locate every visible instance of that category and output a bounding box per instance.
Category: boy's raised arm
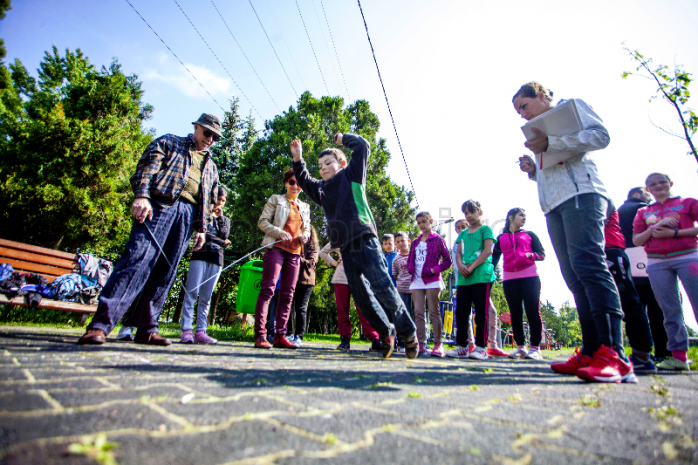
[338,133,370,183]
[290,139,322,205]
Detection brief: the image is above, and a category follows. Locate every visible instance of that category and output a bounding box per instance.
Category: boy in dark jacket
[291,134,417,359]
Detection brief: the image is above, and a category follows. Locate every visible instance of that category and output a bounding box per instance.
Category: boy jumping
[291,134,418,359]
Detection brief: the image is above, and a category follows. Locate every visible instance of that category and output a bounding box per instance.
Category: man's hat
[192,113,223,137]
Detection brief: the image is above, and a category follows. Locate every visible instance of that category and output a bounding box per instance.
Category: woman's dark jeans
[545,194,624,356]
[291,283,314,337]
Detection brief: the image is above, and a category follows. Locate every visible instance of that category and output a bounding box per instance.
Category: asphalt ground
[0,326,696,465]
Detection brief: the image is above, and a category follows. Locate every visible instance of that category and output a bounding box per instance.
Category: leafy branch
[621,42,698,164]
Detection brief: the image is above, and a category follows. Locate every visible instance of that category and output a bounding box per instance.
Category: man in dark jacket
[78,114,221,346]
[618,187,670,360]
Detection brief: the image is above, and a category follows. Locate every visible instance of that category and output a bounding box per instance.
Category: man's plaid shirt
[130,134,219,233]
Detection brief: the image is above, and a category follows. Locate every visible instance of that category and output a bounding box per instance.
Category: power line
[123,0,225,113]
[248,0,299,99]
[173,0,263,119]
[311,0,342,96]
[356,0,419,209]
[320,0,350,101]
[263,0,308,92]
[210,0,281,112]
[295,0,330,96]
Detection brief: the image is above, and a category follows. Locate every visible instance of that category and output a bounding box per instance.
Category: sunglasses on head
[203,129,220,142]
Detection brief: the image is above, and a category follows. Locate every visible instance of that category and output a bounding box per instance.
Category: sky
[2,0,697,330]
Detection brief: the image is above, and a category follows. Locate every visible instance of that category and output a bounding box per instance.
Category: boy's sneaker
[195,331,217,345]
[431,343,445,358]
[629,354,657,374]
[369,339,383,352]
[550,347,592,375]
[337,336,351,351]
[469,346,489,360]
[405,337,419,360]
[509,347,527,359]
[180,329,194,344]
[657,357,690,371]
[446,345,469,358]
[525,348,543,361]
[116,326,135,341]
[487,347,508,357]
[293,335,303,348]
[382,325,396,359]
[468,344,476,354]
[576,345,638,383]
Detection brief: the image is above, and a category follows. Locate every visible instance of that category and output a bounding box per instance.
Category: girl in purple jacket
[492,208,546,360]
[408,211,453,357]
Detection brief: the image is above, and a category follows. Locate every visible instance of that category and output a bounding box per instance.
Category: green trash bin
[236,260,264,315]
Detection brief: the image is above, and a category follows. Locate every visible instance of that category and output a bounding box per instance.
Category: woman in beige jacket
[254,168,311,349]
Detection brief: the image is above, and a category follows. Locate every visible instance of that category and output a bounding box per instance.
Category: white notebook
[521,99,584,169]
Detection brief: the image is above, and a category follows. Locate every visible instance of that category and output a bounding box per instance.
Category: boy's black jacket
[293,133,378,250]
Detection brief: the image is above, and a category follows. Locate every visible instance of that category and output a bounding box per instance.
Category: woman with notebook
[512,82,635,384]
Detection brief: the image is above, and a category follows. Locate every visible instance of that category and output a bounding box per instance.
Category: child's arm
[456,241,469,277]
[525,232,545,261]
[336,133,370,183]
[430,238,452,275]
[290,140,322,205]
[464,239,494,276]
[491,235,503,269]
[319,242,341,267]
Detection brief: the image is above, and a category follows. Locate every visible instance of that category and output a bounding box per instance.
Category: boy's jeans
[545,193,624,356]
[341,236,416,341]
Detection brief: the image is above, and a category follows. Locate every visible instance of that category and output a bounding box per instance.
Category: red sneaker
[576,345,637,383]
[255,336,272,349]
[487,347,508,357]
[273,335,299,349]
[550,347,592,375]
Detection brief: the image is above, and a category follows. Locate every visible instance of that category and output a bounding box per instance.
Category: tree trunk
[172,287,186,324]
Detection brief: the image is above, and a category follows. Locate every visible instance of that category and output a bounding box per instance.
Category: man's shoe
[629,354,657,374]
[77,329,106,345]
[369,339,383,352]
[273,335,299,349]
[525,348,543,361]
[195,331,218,345]
[431,343,445,358]
[180,329,194,344]
[134,332,171,346]
[550,347,592,375]
[469,346,489,360]
[382,325,396,359]
[337,336,351,351]
[487,347,508,357]
[576,345,637,383]
[255,336,272,349]
[446,345,469,358]
[116,326,135,342]
[404,337,419,360]
[509,347,527,359]
[657,357,690,371]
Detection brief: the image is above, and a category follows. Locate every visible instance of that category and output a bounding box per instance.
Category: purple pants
[254,247,300,338]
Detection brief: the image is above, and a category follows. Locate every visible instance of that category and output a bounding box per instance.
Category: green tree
[622,43,697,163]
[0,0,11,60]
[225,91,417,334]
[0,46,153,253]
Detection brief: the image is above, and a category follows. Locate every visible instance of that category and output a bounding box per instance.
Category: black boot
[337,335,350,351]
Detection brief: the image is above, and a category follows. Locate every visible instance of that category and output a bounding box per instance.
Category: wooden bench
[0,238,97,314]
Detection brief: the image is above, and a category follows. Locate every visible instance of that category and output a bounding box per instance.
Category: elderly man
[78,114,222,346]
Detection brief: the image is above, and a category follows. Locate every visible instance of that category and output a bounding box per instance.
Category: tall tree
[0,47,153,252]
[622,43,697,163]
[0,0,11,60]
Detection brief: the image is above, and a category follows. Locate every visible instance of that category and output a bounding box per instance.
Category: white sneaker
[525,348,543,361]
[446,345,469,358]
[469,346,488,360]
[509,347,527,359]
[116,326,135,341]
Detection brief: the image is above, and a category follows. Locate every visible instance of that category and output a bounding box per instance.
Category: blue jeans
[181,260,222,332]
[340,235,416,340]
[88,200,195,336]
[546,194,624,356]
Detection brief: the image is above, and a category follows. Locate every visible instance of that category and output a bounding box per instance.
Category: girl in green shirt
[447,200,496,360]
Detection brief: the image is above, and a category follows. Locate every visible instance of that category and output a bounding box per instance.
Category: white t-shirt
[409,241,445,290]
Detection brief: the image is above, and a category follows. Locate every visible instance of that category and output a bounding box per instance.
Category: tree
[622,43,697,164]
[0,47,153,253]
[0,0,11,60]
